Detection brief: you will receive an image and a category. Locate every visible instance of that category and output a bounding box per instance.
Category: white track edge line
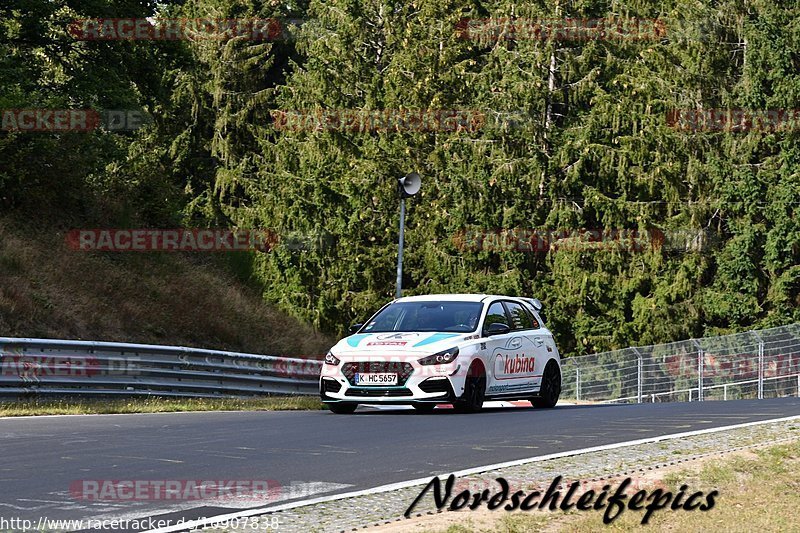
[146,413,800,533]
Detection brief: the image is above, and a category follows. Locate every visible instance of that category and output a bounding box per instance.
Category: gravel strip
[200,418,800,533]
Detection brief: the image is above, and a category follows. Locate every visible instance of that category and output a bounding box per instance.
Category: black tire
[327,403,358,414]
[454,363,486,413]
[531,360,561,408]
[412,403,436,413]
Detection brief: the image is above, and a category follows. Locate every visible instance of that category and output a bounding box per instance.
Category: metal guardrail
[561,323,800,404]
[4,323,798,403]
[0,337,322,398]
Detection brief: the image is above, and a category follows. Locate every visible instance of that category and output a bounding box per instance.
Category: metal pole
[692,340,703,402]
[576,366,581,402]
[723,384,728,401]
[758,341,764,399]
[753,331,764,400]
[633,347,643,404]
[395,198,406,299]
[698,348,704,401]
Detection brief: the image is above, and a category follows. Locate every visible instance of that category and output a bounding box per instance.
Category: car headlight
[419,347,459,366]
[324,352,340,365]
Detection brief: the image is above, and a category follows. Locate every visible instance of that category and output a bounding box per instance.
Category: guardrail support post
[632,348,643,404]
[694,341,704,402]
[758,342,764,400]
[723,384,728,401]
[576,366,582,402]
[753,331,765,400]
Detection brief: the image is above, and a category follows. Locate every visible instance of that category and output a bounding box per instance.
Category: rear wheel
[327,403,358,414]
[412,403,436,413]
[531,360,561,408]
[454,362,486,413]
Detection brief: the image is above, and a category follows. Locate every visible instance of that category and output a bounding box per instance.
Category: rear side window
[520,302,541,328]
[483,302,509,331]
[504,301,534,330]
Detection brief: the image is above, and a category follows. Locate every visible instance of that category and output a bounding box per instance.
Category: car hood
[331,332,475,358]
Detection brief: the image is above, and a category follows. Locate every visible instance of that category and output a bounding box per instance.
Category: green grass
[0,396,325,416]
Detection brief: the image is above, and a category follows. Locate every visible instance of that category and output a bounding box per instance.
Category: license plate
[355,373,398,386]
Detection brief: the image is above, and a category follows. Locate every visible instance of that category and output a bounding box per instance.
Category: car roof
[394,294,523,303]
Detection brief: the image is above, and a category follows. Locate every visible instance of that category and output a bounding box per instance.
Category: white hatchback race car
[319,294,562,414]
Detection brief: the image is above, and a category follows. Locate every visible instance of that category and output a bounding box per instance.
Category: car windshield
[362,301,483,333]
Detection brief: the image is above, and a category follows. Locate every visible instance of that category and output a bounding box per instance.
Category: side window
[505,301,533,330]
[529,310,540,329]
[521,302,541,329]
[483,302,509,332]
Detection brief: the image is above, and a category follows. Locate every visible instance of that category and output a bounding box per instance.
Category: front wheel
[326,403,358,414]
[454,364,486,413]
[531,360,561,408]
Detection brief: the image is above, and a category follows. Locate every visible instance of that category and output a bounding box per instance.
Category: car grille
[345,388,413,397]
[418,378,450,394]
[341,361,414,386]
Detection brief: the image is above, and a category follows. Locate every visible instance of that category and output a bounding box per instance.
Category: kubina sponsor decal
[504,355,535,374]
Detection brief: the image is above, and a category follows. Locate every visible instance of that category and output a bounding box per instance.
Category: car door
[484,300,537,395]
[520,300,558,382]
[498,301,540,391]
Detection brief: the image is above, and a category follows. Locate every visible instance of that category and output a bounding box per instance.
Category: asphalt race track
[2,398,800,530]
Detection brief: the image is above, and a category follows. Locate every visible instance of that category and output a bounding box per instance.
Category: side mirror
[485,322,511,336]
[349,323,363,334]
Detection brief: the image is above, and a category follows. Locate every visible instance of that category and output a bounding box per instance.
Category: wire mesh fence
[560,323,800,403]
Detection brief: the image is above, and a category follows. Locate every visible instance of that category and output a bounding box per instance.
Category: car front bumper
[319,360,464,403]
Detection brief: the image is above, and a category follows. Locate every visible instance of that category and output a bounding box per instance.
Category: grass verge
[0,216,334,356]
[0,396,325,417]
[417,438,800,533]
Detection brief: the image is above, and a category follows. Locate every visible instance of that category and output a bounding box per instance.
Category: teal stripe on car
[413,333,460,348]
[346,334,372,347]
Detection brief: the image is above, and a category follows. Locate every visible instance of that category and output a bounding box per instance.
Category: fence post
[723,383,728,401]
[693,340,703,401]
[632,347,643,403]
[576,365,581,402]
[752,331,765,400]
